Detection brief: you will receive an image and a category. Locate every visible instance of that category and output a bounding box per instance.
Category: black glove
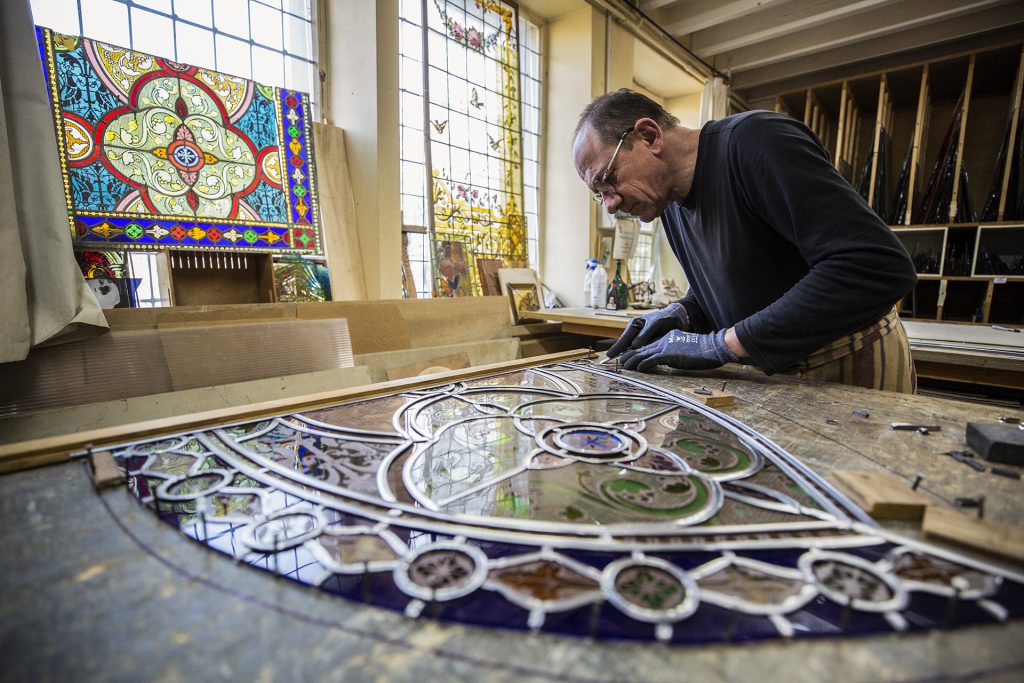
[606,302,690,358]
[619,329,738,372]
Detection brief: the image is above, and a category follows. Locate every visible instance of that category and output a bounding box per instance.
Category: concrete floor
[2,452,1023,682]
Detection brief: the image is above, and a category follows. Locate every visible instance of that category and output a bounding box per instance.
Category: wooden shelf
[778,42,1024,326]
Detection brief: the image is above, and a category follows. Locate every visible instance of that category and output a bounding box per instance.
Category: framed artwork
[599,235,613,267]
[36,28,321,254]
[434,239,473,297]
[83,357,1024,645]
[86,276,140,308]
[476,258,504,296]
[506,282,541,324]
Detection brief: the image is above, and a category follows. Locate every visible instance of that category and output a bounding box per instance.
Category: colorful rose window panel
[106,360,1024,644]
[36,28,321,254]
[425,0,528,295]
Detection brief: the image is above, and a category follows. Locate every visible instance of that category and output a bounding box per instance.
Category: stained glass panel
[400,1,535,297]
[106,360,1024,644]
[36,28,322,254]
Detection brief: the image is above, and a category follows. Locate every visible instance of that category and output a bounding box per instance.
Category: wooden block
[385,352,471,381]
[681,387,734,407]
[923,505,1024,564]
[89,450,123,490]
[832,469,931,520]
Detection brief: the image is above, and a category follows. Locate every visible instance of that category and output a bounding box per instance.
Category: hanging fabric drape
[699,77,728,124]
[0,0,107,363]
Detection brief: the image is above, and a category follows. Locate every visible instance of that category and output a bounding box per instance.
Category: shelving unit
[775,41,1024,326]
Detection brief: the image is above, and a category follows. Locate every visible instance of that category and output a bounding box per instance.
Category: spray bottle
[584,259,596,307]
[590,259,607,310]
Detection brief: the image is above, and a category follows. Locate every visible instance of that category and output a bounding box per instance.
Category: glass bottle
[610,260,629,310]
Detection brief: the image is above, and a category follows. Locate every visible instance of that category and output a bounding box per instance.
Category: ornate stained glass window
[105,359,1024,643]
[400,0,540,297]
[36,28,321,255]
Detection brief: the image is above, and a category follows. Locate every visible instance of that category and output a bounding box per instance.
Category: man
[573,89,918,392]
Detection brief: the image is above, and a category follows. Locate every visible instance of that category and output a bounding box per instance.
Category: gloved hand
[607,302,690,358]
[619,329,738,372]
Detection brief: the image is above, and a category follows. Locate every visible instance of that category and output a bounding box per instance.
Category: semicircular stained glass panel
[109,360,1024,644]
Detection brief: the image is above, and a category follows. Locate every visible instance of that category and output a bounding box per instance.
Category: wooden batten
[905,65,930,225]
[948,54,976,222]
[834,81,848,170]
[981,279,996,323]
[803,89,814,127]
[867,75,888,207]
[997,46,1024,221]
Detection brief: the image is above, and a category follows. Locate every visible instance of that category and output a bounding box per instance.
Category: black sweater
[661,111,917,374]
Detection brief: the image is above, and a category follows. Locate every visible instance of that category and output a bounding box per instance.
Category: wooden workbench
[542,308,1024,392]
[1,354,1023,682]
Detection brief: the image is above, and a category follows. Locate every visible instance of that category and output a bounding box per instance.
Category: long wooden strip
[906,65,929,225]
[997,46,1024,221]
[948,54,976,222]
[0,349,592,474]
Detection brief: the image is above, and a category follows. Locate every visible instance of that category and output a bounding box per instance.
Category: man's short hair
[574,88,680,147]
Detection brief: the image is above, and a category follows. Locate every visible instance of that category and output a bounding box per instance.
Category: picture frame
[506,282,543,324]
[434,239,473,297]
[476,257,504,296]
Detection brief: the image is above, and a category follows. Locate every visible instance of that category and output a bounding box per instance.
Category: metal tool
[947,450,986,472]
[991,466,1021,480]
[954,495,985,518]
[889,423,941,431]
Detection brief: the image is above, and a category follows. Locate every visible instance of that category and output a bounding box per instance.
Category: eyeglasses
[591,128,632,204]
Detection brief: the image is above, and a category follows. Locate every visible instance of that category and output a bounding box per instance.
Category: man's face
[574,124,665,222]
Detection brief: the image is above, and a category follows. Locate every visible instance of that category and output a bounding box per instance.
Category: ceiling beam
[739,26,1024,102]
[717,0,1013,73]
[689,0,902,57]
[730,3,1024,91]
[654,0,787,36]
[639,0,678,11]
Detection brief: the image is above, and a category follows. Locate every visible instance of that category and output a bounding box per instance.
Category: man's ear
[634,118,663,155]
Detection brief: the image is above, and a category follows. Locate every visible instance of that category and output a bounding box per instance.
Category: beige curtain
[0,0,107,363]
[699,76,729,124]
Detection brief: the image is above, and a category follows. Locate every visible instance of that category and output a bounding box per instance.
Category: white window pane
[284,55,313,94]
[401,195,425,228]
[399,0,421,25]
[215,0,250,39]
[215,33,251,79]
[284,0,309,17]
[283,12,310,58]
[133,0,172,12]
[130,9,174,60]
[400,22,421,57]
[175,22,214,70]
[174,0,212,25]
[29,0,81,34]
[256,0,282,8]
[401,161,424,195]
[251,3,283,50]
[252,46,284,87]
[400,56,422,95]
[402,126,424,163]
[81,0,130,48]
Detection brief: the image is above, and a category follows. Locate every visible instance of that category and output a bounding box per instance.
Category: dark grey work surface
[2,368,1023,683]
